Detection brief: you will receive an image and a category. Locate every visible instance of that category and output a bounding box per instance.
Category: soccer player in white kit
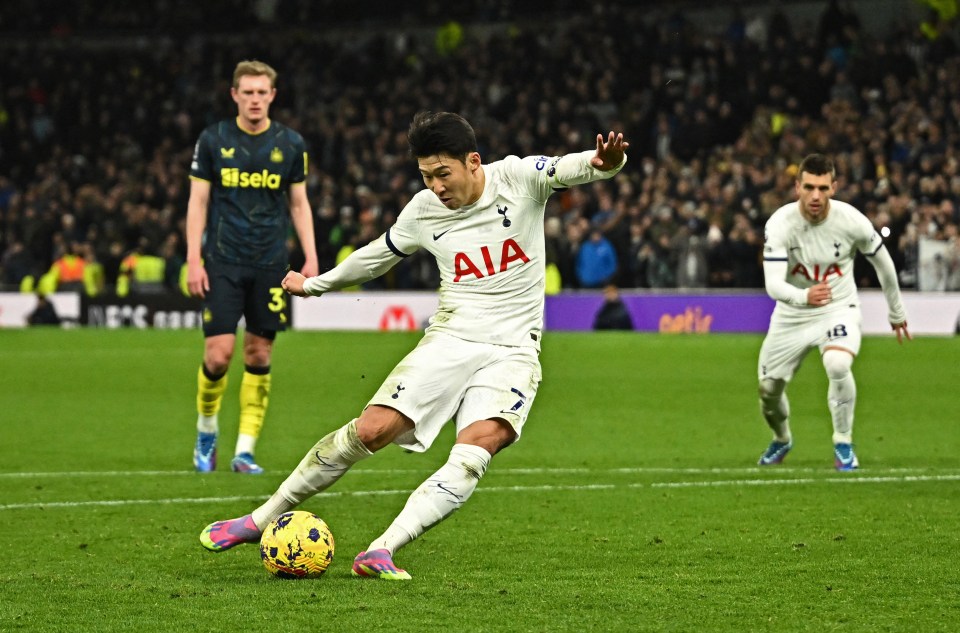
[199,111,629,579]
[756,154,910,471]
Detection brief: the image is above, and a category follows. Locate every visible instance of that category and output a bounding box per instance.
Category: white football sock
[197,413,218,434]
[823,349,856,445]
[251,419,372,530]
[235,433,256,456]
[367,443,492,555]
[759,378,791,443]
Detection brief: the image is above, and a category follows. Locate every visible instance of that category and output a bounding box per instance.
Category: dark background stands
[1,0,958,294]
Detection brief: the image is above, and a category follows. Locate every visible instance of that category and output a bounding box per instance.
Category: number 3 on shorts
[268,287,286,313]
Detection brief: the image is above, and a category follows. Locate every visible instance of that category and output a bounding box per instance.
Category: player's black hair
[408,111,478,161]
[797,153,836,180]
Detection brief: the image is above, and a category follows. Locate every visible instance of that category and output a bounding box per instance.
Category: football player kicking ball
[199,111,629,579]
[756,153,910,471]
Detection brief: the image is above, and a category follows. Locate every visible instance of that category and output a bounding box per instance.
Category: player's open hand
[591,132,629,171]
[281,270,308,297]
[806,281,831,307]
[891,320,911,345]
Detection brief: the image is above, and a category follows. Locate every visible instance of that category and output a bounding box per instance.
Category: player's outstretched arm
[590,132,629,172]
[285,232,405,298]
[546,134,628,189]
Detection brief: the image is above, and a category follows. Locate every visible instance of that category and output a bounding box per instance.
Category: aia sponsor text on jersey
[453,239,530,282]
[791,262,842,283]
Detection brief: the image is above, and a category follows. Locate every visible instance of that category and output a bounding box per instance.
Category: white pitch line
[649,474,960,488]
[0,466,955,479]
[1,475,958,512]
[0,484,616,511]
[0,470,203,478]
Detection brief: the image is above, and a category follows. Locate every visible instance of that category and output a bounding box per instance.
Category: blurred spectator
[39,241,86,294]
[727,213,764,288]
[945,228,960,290]
[27,293,61,326]
[899,223,921,288]
[161,232,186,295]
[1,240,37,290]
[330,206,359,261]
[675,230,709,289]
[576,228,618,289]
[117,237,166,296]
[643,234,678,289]
[626,221,651,288]
[543,216,568,293]
[311,197,340,273]
[562,216,588,287]
[81,241,105,297]
[593,284,634,330]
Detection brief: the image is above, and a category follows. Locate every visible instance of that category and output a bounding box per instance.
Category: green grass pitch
[1,328,958,632]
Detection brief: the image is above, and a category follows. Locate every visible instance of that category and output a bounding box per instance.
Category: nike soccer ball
[259,511,335,578]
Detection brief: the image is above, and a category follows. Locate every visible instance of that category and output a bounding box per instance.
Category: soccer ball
[259,511,335,579]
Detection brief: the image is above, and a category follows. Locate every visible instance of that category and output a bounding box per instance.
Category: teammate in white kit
[756,154,910,471]
[199,111,629,578]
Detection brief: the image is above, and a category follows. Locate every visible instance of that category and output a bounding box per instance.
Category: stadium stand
[1,0,959,294]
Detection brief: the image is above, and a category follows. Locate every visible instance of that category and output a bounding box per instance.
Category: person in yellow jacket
[116,240,166,297]
[83,243,104,296]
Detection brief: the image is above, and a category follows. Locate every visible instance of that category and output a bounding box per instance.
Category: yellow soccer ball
[259,511,334,578]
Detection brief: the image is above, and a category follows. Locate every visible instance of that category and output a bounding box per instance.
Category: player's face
[231,75,276,129]
[417,152,482,209]
[795,172,836,224]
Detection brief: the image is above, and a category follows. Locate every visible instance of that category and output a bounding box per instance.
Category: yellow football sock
[197,365,228,417]
[238,369,271,443]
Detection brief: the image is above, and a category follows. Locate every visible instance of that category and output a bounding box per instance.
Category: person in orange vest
[42,241,86,293]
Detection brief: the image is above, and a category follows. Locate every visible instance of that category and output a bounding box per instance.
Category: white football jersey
[763,199,882,317]
[387,155,553,347]
[303,151,625,348]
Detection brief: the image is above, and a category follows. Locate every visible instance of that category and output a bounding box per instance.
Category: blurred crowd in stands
[2,0,960,296]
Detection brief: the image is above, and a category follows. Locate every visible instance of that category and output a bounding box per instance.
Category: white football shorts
[758,305,862,382]
[366,330,542,452]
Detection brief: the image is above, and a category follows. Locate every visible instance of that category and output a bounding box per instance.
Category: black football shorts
[202,260,288,339]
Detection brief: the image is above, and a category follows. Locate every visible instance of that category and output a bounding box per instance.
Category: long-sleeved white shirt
[762,198,906,324]
[303,150,626,347]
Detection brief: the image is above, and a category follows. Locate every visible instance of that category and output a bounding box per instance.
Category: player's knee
[758,378,785,402]
[822,349,854,380]
[244,352,271,368]
[204,335,235,372]
[203,353,231,375]
[457,418,516,456]
[355,405,414,452]
[243,336,273,366]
